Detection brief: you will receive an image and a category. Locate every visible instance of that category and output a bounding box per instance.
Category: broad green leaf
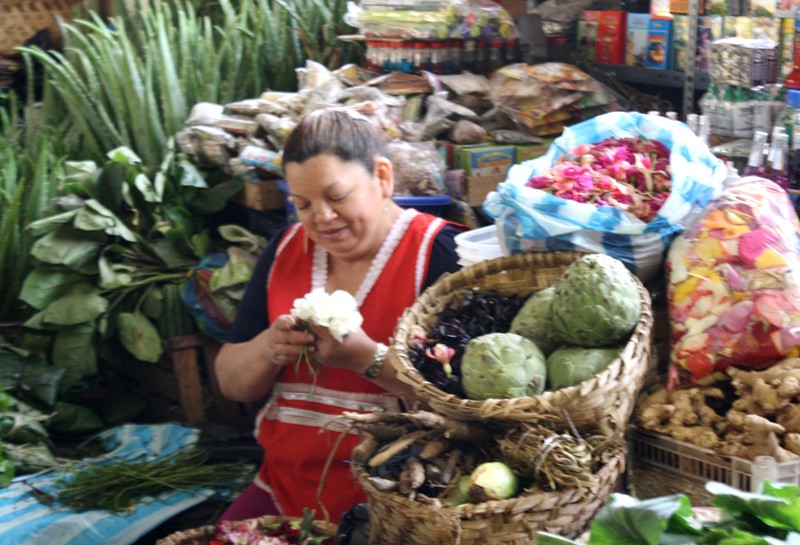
[84,199,137,242]
[588,494,693,545]
[106,146,142,165]
[0,459,14,488]
[191,231,214,258]
[74,206,116,231]
[5,442,59,474]
[709,482,800,533]
[93,161,126,212]
[19,362,66,408]
[30,225,105,270]
[26,209,78,238]
[23,310,68,331]
[178,158,208,188]
[98,254,133,290]
[41,284,107,326]
[211,247,256,291]
[19,268,85,310]
[184,177,243,215]
[134,173,160,202]
[217,224,266,253]
[152,232,196,268]
[52,323,97,389]
[47,401,104,434]
[60,160,97,187]
[117,312,163,363]
[141,286,163,320]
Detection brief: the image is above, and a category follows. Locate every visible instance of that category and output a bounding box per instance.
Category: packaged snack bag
[666,176,800,389]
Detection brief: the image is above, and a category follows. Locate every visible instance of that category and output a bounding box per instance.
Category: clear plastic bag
[666,177,800,389]
[387,140,446,196]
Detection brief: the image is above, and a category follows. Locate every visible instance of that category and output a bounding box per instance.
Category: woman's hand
[306,323,374,373]
[268,315,317,368]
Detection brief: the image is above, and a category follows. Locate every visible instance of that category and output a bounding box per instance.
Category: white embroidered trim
[273,382,402,412]
[312,208,419,307]
[415,217,444,296]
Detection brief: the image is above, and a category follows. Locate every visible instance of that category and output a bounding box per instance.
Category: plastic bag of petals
[665,176,800,390]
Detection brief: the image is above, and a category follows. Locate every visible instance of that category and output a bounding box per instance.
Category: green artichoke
[461,332,547,400]
[551,254,641,347]
[509,286,561,356]
[546,346,623,390]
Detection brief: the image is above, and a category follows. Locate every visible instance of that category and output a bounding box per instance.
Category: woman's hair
[282,108,389,174]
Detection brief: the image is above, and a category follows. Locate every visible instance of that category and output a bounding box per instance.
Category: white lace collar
[311,208,418,307]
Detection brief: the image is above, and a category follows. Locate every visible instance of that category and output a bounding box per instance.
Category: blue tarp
[0,423,223,545]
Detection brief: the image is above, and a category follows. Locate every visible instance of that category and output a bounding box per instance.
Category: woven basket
[155,515,337,545]
[0,0,81,56]
[389,251,653,432]
[352,443,627,545]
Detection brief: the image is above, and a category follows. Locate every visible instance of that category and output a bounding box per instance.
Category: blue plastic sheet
[0,424,222,545]
[482,111,728,281]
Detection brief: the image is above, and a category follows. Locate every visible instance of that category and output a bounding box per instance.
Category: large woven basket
[352,443,627,545]
[390,251,653,432]
[0,0,81,56]
[155,515,337,545]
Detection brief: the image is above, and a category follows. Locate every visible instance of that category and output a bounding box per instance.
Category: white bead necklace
[312,208,418,307]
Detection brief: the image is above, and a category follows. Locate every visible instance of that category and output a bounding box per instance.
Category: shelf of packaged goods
[595,64,710,92]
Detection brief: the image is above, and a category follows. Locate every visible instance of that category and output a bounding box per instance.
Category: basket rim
[390,251,653,422]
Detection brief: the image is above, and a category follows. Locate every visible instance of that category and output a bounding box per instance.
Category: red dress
[254,209,450,522]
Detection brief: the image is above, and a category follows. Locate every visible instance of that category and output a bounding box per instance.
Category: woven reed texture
[0,0,80,55]
[155,516,337,545]
[389,251,654,433]
[353,444,627,545]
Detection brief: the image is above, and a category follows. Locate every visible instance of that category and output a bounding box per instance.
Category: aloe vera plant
[0,92,65,322]
[19,0,361,171]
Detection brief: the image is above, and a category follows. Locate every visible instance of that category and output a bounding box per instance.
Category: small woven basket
[155,515,337,545]
[390,251,653,432]
[352,443,627,545]
[0,0,81,56]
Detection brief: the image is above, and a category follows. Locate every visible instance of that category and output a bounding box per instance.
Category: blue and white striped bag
[482,111,728,281]
[0,424,230,545]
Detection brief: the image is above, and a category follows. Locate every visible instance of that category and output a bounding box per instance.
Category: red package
[665,177,800,389]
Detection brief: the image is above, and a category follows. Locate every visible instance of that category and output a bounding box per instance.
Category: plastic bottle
[780,89,800,188]
[430,41,445,73]
[686,112,700,134]
[698,115,711,146]
[462,39,476,73]
[745,130,769,177]
[785,11,800,90]
[769,132,790,190]
[488,39,504,74]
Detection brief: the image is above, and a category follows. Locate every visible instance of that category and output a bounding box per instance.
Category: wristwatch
[360,343,388,379]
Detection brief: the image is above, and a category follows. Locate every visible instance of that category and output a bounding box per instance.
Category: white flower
[291,288,363,342]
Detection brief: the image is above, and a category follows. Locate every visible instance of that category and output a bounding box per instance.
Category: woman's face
[285,153,393,263]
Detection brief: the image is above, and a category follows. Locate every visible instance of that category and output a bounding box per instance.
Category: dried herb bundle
[53,447,252,513]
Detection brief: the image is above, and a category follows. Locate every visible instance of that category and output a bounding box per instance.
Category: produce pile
[525,135,671,222]
[637,356,800,462]
[345,410,619,505]
[409,254,642,402]
[210,514,332,545]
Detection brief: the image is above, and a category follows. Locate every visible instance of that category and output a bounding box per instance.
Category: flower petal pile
[525,135,671,222]
[210,518,332,545]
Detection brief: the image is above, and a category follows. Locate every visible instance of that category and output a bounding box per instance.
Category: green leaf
[117,312,163,363]
[588,494,694,545]
[98,254,134,290]
[93,161,126,212]
[141,286,163,320]
[134,173,160,203]
[20,362,66,408]
[709,483,800,533]
[0,458,14,488]
[20,268,85,310]
[52,323,97,388]
[30,225,106,270]
[61,160,97,188]
[26,209,78,238]
[74,206,117,231]
[84,199,137,242]
[48,401,104,434]
[184,177,243,215]
[106,146,142,165]
[178,158,208,188]
[41,283,108,326]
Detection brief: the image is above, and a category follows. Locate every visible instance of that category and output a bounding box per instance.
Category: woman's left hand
[306,323,374,373]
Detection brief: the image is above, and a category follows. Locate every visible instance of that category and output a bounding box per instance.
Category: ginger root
[728,358,800,416]
[721,414,799,462]
[636,386,724,449]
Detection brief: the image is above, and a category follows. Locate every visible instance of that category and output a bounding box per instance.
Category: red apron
[255,210,448,522]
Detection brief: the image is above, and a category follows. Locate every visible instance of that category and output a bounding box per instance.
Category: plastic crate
[454,225,505,266]
[629,426,800,504]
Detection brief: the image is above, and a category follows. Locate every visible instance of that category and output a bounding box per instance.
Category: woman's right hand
[267,315,317,368]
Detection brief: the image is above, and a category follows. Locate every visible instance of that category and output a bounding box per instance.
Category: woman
[215,108,464,523]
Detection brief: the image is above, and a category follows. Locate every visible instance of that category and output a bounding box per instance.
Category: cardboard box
[232,177,286,211]
[644,18,672,69]
[465,173,507,207]
[672,15,691,70]
[626,13,651,67]
[577,10,600,62]
[515,140,553,163]
[723,15,753,37]
[698,16,724,70]
[752,16,781,40]
[596,11,627,65]
[670,0,706,13]
[459,144,516,177]
[710,37,780,86]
